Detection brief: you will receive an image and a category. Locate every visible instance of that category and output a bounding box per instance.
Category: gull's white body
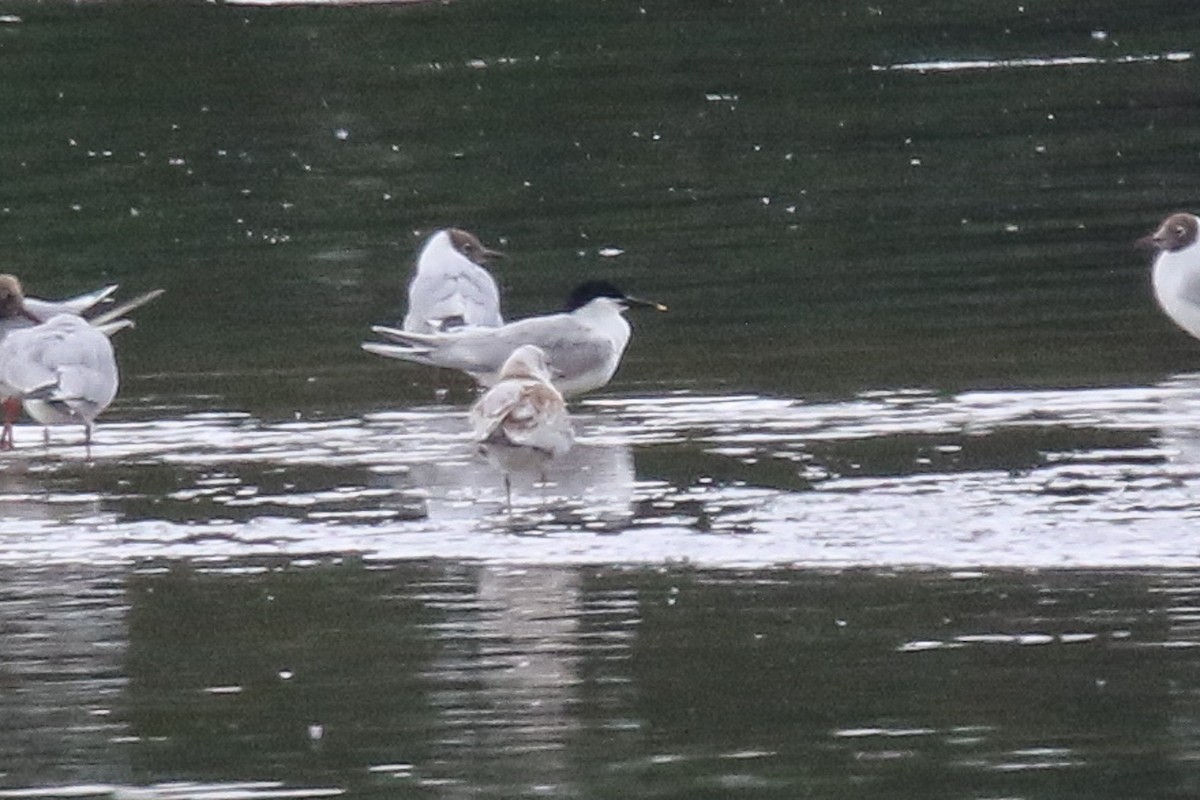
[403,229,502,334]
[1150,221,1200,340]
[0,314,118,438]
[369,297,635,397]
[470,345,574,501]
[0,278,160,448]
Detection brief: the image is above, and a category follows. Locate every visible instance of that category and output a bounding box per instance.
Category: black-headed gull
[403,228,504,334]
[469,344,574,507]
[0,275,161,449]
[0,313,118,450]
[1139,212,1200,340]
[364,280,667,397]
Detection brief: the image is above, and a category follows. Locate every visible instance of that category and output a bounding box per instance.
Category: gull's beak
[20,305,41,324]
[481,246,505,262]
[624,295,669,312]
[1135,231,1164,251]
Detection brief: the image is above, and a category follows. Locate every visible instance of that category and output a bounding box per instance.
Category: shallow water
[4,0,1200,796]
[6,376,1200,568]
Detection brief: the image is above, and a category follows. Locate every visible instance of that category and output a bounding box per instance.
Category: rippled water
[5,562,1200,798]
[6,375,1200,567]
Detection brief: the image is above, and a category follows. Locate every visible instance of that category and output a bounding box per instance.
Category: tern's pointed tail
[362,325,443,365]
[369,324,442,347]
[361,341,437,366]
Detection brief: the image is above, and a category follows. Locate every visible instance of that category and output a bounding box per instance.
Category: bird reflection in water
[401,428,636,530]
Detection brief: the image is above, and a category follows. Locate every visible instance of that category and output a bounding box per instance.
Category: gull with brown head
[1138,212,1200,340]
[0,274,161,450]
[403,228,505,334]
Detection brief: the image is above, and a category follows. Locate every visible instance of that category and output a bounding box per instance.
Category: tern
[0,275,162,449]
[364,280,667,397]
[1139,212,1200,340]
[403,228,504,334]
[469,344,574,507]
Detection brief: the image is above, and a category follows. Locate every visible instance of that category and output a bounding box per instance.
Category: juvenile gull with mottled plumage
[469,344,574,507]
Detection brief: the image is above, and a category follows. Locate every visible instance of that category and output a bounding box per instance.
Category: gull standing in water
[364,280,668,396]
[1139,212,1200,340]
[403,228,505,334]
[0,275,160,450]
[469,344,574,508]
[0,315,118,450]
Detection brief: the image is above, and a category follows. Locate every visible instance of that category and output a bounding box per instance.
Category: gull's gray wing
[0,316,118,415]
[405,262,502,333]
[0,331,56,398]
[23,284,119,320]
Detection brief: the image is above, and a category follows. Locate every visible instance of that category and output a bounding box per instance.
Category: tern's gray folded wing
[540,336,613,383]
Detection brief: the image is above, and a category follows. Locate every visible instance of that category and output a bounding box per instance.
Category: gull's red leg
[0,397,20,451]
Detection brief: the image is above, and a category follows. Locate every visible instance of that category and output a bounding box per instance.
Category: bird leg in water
[0,397,19,450]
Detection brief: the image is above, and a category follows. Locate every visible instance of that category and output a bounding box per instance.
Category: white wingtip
[369,324,418,342]
[362,342,431,360]
[88,288,165,328]
[95,319,135,337]
[82,284,121,308]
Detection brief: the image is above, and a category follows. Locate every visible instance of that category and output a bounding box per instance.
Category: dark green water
[3,1,1200,797]
[2,0,1198,410]
[6,562,1200,799]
